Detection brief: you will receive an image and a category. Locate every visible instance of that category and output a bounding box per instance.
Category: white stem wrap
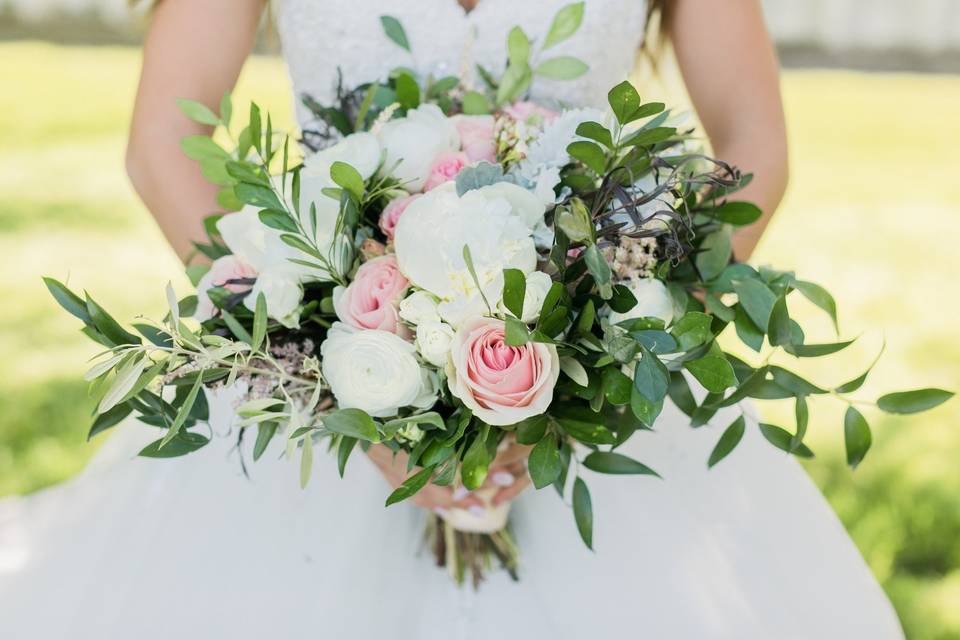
[439,487,511,533]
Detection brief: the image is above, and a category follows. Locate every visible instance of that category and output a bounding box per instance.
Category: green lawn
[1,42,958,639]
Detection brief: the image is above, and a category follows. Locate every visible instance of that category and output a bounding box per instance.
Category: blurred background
[0,1,958,637]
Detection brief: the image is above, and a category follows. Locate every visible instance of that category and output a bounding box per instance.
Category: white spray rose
[497,271,553,323]
[393,182,537,327]
[416,321,455,367]
[320,323,437,417]
[244,267,303,329]
[608,278,674,327]
[377,104,460,192]
[398,290,441,326]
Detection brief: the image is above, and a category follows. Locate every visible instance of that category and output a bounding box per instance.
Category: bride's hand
[365,439,532,512]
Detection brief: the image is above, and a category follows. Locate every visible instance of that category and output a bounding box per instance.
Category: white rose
[416,321,455,367]
[320,323,437,417]
[399,290,441,326]
[497,270,553,323]
[244,266,303,328]
[377,104,460,192]
[393,182,537,327]
[608,278,674,327]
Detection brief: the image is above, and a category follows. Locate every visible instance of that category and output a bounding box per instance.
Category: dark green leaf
[502,268,527,319]
[759,423,814,458]
[572,477,593,549]
[733,278,777,331]
[567,140,607,175]
[794,280,839,333]
[323,409,380,442]
[504,316,530,346]
[683,344,737,393]
[602,367,632,405]
[575,121,613,148]
[633,345,669,402]
[607,80,641,125]
[713,201,762,225]
[785,339,856,358]
[253,421,278,462]
[234,183,282,210]
[733,304,764,352]
[792,396,809,450]
[876,389,954,414]
[843,407,871,469]
[708,415,746,467]
[768,294,793,346]
[395,73,420,110]
[583,451,659,476]
[44,277,92,324]
[528,433,562,489]
[630,385,663,427]
[385,465,435,506]
[88,403,132,440]
[337,436,358,477]
[139,432,209,458]
[622,126,675,147]
[769,366,826,395]
[461,424,495,489]
[670,311,713,351]
[667,371,697,416]
[250,292,268,353]
[330,161,365,201]
[516,415,549,445]
[695,227,732,282]
[379,15,411,51]
[85,294,140,346]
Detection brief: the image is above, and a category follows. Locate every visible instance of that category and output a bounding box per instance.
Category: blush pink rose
[422,151,470,192]
[334,255,409,334]
[379,194,420,241]
[194,255,258,321]
[447,317,559,426]
[452,114,496,163]
[503,101,559,125]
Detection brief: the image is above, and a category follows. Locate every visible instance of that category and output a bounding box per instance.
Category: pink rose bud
[452,114,497,163]
[447,317,560,426]
[422,151,470,192]
[503,101,559,125]
[333,255,409,334]
[379,194,421,241]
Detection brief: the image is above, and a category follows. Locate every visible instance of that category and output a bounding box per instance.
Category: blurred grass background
[0,41,958,638]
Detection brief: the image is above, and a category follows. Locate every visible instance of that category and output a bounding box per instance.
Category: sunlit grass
[1,42,957,639]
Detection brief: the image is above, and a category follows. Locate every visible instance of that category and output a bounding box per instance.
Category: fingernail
[491,471,514,487]
[468,505,486,517]
[452,486,471,501]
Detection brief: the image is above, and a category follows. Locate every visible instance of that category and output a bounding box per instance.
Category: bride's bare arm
[668,0,789,261]
[126,0,266,261]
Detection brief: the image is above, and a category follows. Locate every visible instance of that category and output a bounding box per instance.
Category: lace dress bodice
[276,0,648,126]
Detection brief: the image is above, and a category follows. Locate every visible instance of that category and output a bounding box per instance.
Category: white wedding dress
[0,1,905,638]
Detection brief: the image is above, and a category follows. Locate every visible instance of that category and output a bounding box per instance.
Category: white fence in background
[3,0,960,54]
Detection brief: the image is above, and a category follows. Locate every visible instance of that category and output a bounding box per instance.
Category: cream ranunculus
[320,323,437,417]
[393,182,537,327]
[399,290,441,326]
[415,321,455,367]
[608,277,674,327]
[377,104,460,192]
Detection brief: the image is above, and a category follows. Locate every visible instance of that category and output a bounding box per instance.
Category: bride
[0,1,905,638]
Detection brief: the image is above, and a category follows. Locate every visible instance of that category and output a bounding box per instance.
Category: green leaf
[843,406,871,469]
[708,415,746,467]
[394,72,420,110]
[253,421,278,461]
[461,424,495,490]
[176,98,220,126]
[85,294,141,346]
[794,280,839,333]
[667,371,697,417]
[139,432,209,458]
[234,182,282,210]
[258,208,299,233]
[507,26,531,66]
[876,389,954,414]
[575,121,613,148]
[733,278,777,331]
[769,366,826,395]
[330,160,365,201]
[504,316,531,346]
[834,341,885,393]
[601,367,632,405]
[248,102,262,154]
[759,423,814,458]
[633,345,669,403]
[516,415,549,445]
[670,311,713,351]
[535,56,589,80]
[767,293,793,346]
[567,140,607,174]
[695,227,732,282]
[502,268,527,319]
[337,436,358,478]
[219,92,232,127]
[88,403,133,441]
[159,372,203,448]
[44,277,92,324]
[496,62,532,106]
[250,292,268,353]
[583,244,611,286]
[379,15,411,51]
[180,135,229,161]
[733,304,764,352]
[713,201,762,225]
[622,126,675,147]
[792,396,809,450]
[785,339,856,358]
[683,345,737,393]
[300,436,314,488]
[583,451,659,476]
[528,433,562,489]
[572,477,593,549]
[630,384,664,427]
[323,408,380,442]
[555,411,617,445]
[543,1,585,48]
[219,308,253,344]
[462,91,490,115]
[607,80,641,125]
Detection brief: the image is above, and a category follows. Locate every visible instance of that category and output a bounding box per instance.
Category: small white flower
[320,323,437,417]
[608,278,674,327]
[399,290,441,326]
[416,321,455,367]
[519,271,553,323]
[377,104,460,192]
[244,267,303,328]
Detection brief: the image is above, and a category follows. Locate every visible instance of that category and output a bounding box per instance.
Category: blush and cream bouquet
[47,3,951,585]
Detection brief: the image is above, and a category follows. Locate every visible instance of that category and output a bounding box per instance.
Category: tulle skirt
[0,391,903,639]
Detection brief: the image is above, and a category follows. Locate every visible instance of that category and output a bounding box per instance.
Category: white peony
[608,278,674,327]
[399,290,441,326]
[393,182,537,327]
[472,182,545,229]
[377,104,460,192]
[320,323,437,417]
[415,321,455,367]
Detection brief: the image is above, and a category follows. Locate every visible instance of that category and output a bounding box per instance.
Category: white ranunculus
[377,104,460,192]
[244,266,303,328]
[399,290,441,326]
[320,323,437,417]
[393,182,537,326]
[608,277,674,327]
[415,321,455,367]
[519,271,554,323]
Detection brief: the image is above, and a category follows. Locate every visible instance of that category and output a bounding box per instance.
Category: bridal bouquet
[47,3,951,585]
